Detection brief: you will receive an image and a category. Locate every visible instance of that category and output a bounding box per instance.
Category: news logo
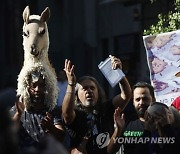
[96,132,110,148]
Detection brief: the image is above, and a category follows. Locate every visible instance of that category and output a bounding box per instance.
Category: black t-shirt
[64,100,114,154]
[121,119,144,154]
[121,119,180,154]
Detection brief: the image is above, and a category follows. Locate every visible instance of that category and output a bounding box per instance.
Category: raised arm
[107,107,125,154]
[110,55,132,110]
[62,59,77,124]
[12,97,25,122]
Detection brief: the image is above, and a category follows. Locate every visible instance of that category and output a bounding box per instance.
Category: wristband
[68,82,76,86]
[66,91,75,94]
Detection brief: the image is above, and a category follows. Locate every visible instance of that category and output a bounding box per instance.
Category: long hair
[75,76,107,112]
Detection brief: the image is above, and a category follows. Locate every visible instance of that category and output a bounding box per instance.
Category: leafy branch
[144,0,180,35]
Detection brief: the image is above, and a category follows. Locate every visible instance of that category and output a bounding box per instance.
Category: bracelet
[66,91,75,94]
[68,82,76,86]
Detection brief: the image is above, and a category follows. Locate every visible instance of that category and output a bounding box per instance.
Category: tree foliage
[144,0,180,35]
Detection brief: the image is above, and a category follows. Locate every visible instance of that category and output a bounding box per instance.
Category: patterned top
[10,106,62,153]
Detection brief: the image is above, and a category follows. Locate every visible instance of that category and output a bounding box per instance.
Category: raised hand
[40,112,54,133]
[114,107,125,131]
[15,96,25,115]
[12,96,25,121]
[109,55,122,70]
[64,59,76,85]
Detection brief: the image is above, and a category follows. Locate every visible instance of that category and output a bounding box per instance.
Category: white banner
[143,30,180,106]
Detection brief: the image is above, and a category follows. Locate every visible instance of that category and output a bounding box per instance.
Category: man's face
[77,79,99,108]
[28,76,45,105]
[133,87,153,118]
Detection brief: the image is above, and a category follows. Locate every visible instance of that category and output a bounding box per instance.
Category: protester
[146,102,180,130]
[142,102,180,154]
[119,81,180,154]
[119,81,156,154]
[10,69,65,154]
[62,56,132,154]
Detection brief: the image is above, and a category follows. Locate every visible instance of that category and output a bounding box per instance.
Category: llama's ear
[40,7,50,22]
[23,6,30,24]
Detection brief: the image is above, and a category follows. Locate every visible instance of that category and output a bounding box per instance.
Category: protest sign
[143,30,180,106]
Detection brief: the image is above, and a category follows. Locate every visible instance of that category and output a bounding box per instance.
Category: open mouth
[86,94,94,101]
[86,97,93,101]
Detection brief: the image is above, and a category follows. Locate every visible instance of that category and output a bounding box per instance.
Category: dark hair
[133,81,155,101]
[147,102,180,129]
[147,102,168,117]
[75,76,107,110]
[149,101,168,108]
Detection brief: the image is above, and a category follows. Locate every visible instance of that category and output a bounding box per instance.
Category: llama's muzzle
[31,44,39,56]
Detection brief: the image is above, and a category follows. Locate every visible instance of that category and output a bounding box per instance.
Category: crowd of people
[0,55,180,154]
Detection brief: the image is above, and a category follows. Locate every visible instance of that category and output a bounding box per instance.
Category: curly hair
[17,66,58,111]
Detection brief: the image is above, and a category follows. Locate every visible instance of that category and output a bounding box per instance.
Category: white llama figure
[17,6,58,111]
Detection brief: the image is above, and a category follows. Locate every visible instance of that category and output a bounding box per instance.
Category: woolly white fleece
[17,6,58,111]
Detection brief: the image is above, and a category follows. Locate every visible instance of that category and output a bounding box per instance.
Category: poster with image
[143,30,180,106]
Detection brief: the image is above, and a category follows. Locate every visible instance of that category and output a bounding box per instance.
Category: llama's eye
[39,29,45,36]
[23,31,29,37]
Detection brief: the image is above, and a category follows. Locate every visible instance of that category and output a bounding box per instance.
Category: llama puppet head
[22,6,50,61]
[17,6,58,111]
